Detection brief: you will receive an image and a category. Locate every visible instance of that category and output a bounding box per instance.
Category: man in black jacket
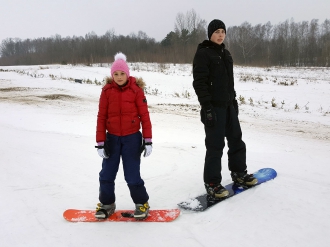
[193,19,257,198]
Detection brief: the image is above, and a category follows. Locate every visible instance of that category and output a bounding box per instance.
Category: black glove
[203,107,216,127]
[233,99,239,115]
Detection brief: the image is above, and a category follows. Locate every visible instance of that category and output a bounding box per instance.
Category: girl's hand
[140,139,152,157]
[95,142,109,159]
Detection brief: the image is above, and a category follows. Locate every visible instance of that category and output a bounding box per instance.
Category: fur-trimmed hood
[104,76,146,89]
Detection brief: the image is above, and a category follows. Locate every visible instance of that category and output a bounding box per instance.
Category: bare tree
[228,22,260,64]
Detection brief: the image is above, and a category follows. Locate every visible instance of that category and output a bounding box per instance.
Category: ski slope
[0,64,329,247]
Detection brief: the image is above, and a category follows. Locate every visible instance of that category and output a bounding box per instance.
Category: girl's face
[210,28,226,45]
[113,71,128,86]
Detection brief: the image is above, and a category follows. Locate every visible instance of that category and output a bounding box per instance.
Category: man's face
[210,28,226,45]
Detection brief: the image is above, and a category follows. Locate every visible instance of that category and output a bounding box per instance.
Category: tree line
[0,9,329,67]
[227,19,330,67]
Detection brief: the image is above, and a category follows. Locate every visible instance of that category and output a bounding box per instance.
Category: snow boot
[134,202,150,220]
[205,183,229,198]
[231,170,258,187]
[95,202,116,219]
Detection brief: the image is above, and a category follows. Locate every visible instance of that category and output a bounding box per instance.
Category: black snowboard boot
[95,202,116,219]
[205,183,229,198]
[134,202,150,220]
[231,170,258,187]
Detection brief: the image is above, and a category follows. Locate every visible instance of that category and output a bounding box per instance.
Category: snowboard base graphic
[178,168,277,212]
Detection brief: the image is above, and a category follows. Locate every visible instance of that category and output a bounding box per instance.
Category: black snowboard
[178,168,277,212]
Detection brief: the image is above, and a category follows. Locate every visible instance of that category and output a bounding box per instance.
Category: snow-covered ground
[0,64,329,247]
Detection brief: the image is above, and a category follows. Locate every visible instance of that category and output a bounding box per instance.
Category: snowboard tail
[63,209,180,222]
[178,168,277,212]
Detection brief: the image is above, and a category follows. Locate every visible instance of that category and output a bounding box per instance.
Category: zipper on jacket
[119,88,122,136]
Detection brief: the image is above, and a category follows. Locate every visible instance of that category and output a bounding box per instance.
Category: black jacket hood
[197,40,226,51]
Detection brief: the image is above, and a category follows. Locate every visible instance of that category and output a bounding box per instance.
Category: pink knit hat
[111,52,130,78]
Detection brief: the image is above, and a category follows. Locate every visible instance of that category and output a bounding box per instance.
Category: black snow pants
[201,105,247,184]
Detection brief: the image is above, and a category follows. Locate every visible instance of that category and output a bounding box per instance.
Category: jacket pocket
[131,117,140,129]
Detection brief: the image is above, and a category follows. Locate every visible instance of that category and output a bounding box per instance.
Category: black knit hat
[208,19,226,39]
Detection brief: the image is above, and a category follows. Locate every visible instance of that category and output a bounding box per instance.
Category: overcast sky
[1,0,329,43]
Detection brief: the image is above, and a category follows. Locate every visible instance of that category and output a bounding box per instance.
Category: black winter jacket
[192,40,236,109]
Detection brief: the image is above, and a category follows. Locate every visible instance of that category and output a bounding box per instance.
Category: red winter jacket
[96,76,152,142]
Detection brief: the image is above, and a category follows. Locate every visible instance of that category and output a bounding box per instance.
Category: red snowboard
[63,209,180,222]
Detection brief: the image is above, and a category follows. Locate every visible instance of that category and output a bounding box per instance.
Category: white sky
[1,0,329,43]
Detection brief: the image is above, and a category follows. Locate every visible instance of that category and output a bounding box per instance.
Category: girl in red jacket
[95,52,152,220]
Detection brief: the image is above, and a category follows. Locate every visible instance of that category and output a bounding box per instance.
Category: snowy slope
[0,64,330,247]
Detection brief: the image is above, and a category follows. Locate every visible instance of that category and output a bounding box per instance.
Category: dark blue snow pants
[201,105,247,184]
[98,131,149,205]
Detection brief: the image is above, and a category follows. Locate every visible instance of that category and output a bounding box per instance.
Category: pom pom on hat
[114,52,127,62]
[111,52,130,77]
